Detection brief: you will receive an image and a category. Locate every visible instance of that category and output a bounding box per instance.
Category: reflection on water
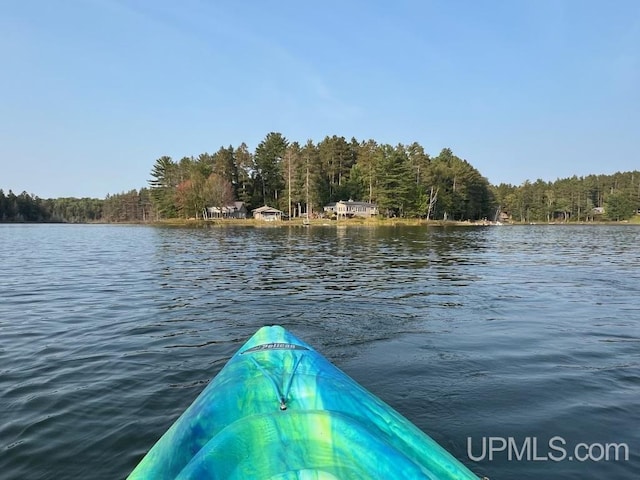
[0,224,638,479]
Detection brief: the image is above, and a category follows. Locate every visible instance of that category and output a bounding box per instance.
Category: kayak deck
[128,325,481,479]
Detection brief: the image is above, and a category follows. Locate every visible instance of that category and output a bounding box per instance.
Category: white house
[324,200,378,218]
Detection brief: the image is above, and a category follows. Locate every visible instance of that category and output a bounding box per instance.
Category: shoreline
[130,216,640,227]
[2,217,639,227]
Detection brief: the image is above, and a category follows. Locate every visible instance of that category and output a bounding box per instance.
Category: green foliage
[317,135,352,201]
[493,171,640,223]
[149,156,178,218]
[426,148,493,221]
[340,163,366,203]
[375,144,416,217]
[254,132,288,206]
[235,142,256,206]
[212,146,237,192]
[0,190,52,222]
[0,188,157,223]
[47,197,103,222]
[102,189,154,222]
[282,142,305,216]
[301,139,326,214]
[604,192,635,221]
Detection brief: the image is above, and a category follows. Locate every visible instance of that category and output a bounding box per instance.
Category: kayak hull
[128,325,479,479]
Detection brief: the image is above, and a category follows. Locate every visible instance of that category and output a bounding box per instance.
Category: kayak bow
[128,325,481,479]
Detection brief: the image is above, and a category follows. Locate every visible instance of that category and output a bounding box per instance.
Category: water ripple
[0,224,638,479]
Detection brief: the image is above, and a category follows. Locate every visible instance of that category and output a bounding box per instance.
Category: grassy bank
[148,215,640,228]
[151,217,475,227]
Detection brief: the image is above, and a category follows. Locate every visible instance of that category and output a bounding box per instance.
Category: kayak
[128,325,481,479]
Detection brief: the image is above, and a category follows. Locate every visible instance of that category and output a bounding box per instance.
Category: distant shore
[146,216,640,228]
[2,217,639,227]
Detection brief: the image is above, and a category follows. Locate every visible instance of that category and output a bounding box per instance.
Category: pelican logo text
[242,343,309,354]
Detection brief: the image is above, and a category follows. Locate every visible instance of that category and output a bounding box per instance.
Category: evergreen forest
[1,133,639,223]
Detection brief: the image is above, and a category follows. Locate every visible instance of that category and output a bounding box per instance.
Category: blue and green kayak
[128,325,481,479]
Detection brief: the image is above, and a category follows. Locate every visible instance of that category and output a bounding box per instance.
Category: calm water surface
[1,224,638,479]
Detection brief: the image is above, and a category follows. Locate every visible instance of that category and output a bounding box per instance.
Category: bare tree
[426,186,438,220]
[204,173,234,218]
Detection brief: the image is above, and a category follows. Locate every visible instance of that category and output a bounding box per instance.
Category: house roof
[207,201,245,209]
[206,201,246,213]
[325,200,378,208]
[336,200,377,207]
[252,205,283,214]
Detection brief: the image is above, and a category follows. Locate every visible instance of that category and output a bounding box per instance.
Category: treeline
[2,132,639,223]
[0,189,154,223]
[0,190,53,222]
[149,133,495,221]
[493,172,640,222]
[149,132,640,222]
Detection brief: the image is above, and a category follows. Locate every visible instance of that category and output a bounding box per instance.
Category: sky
[1,0,639,198]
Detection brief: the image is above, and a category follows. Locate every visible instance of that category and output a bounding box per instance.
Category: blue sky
[1,0,638,198]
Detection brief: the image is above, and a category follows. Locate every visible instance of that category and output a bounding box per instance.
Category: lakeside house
[204,201,248,219]
[497,211,510,223]
[252,205,284,221]
[324,200,378,218]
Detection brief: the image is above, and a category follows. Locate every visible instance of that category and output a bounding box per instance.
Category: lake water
[0,223,638,479]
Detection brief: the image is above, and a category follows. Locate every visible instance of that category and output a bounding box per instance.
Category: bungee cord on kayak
[250,352,303,411]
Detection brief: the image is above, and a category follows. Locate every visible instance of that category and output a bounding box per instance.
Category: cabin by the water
[252,206,284,221]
